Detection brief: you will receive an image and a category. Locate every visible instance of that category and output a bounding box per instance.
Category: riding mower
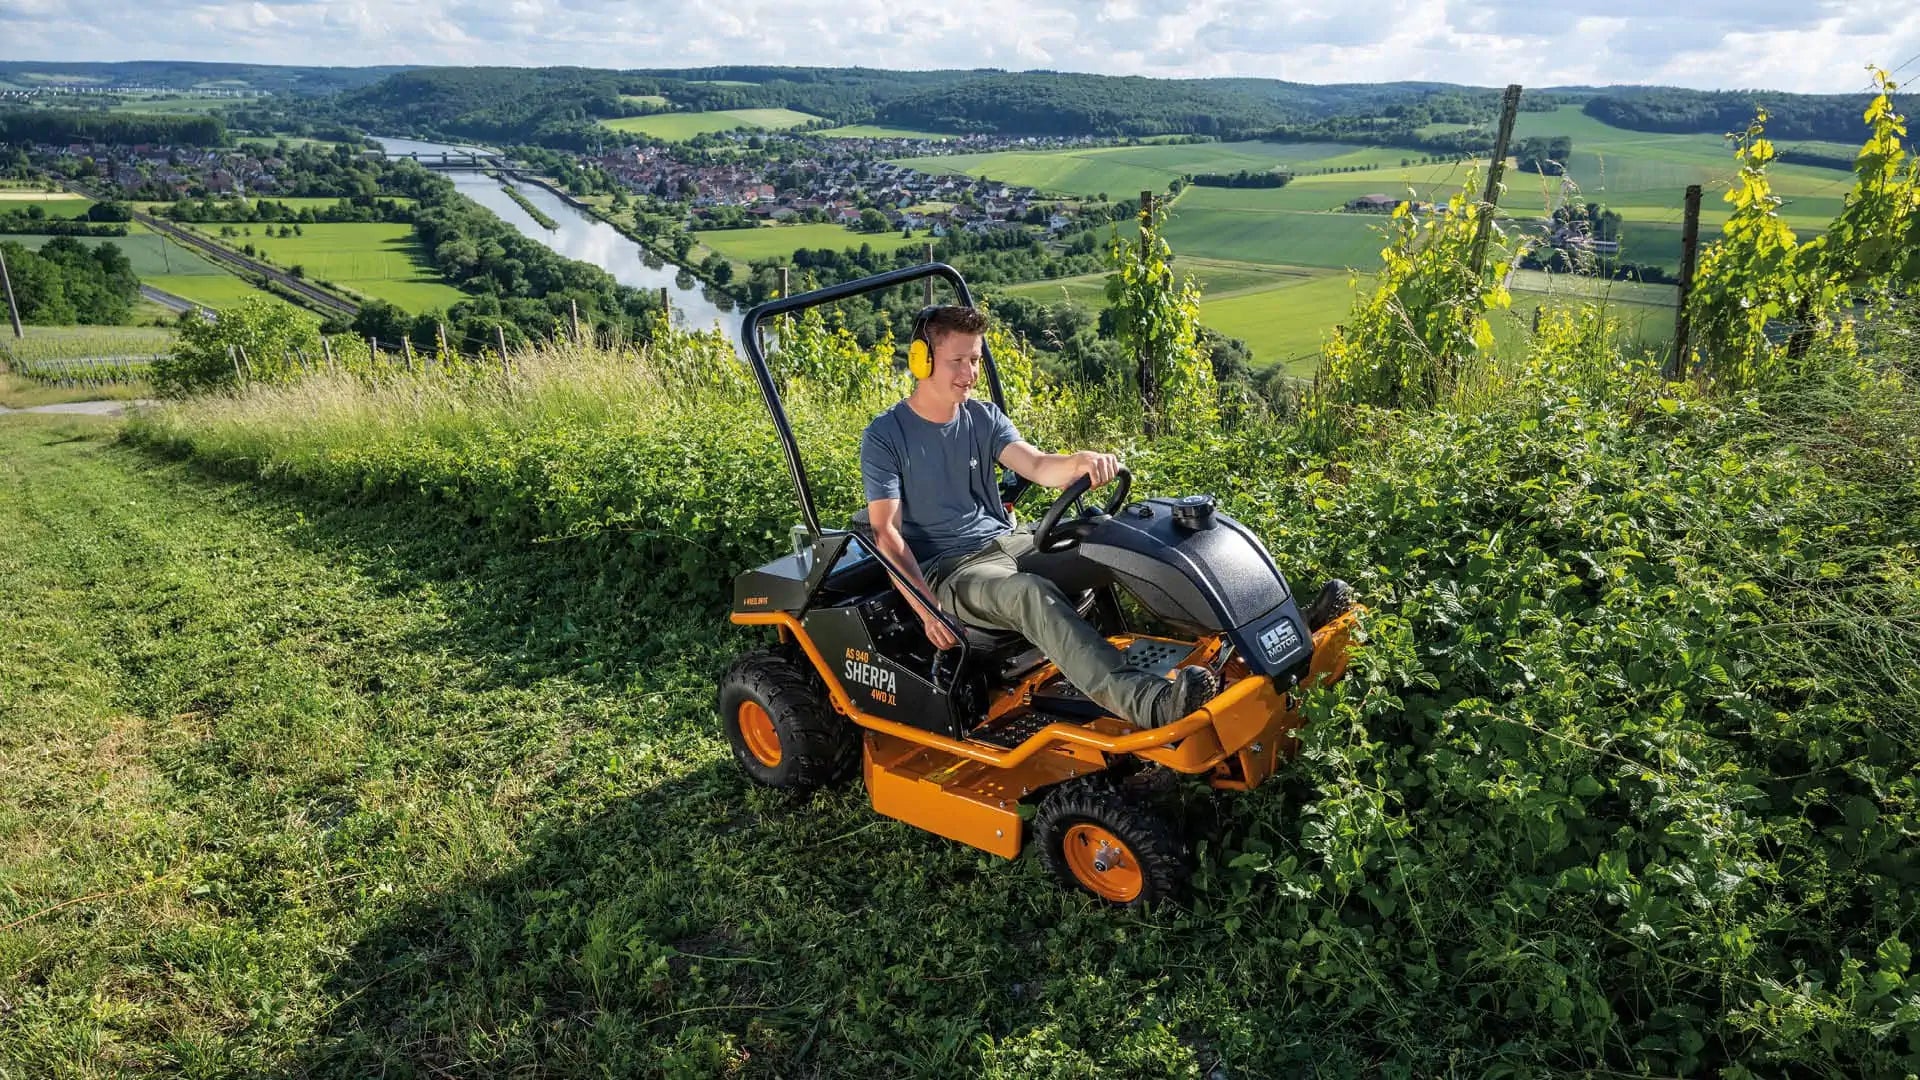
[720,264,1359,906]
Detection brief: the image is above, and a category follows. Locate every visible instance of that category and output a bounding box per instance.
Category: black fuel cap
[1171,494,1217,530]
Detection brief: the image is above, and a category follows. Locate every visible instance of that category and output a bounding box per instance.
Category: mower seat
[845,509,1090,662]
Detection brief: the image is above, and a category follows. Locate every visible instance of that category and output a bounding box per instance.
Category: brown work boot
[1145,665,1218,728]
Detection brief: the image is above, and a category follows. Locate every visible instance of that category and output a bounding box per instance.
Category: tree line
[0,109,225,147]
[0,237,140,325]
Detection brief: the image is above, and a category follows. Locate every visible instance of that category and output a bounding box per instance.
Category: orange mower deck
[734,608,1360,858]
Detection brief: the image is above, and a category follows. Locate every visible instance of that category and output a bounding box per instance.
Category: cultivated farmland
[224,223,465,311]
[601,108,820,140]
[696,223,925,262]
[892,140,1388,197]
[0,191,94,218]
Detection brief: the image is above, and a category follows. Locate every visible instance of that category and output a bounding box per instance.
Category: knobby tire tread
[720,649,859,790]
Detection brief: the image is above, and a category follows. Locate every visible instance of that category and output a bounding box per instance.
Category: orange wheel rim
[1061,823,1143,902]
[738,701,782,767]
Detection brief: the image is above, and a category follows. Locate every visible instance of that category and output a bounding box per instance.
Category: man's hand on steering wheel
[1072,450,1122,489]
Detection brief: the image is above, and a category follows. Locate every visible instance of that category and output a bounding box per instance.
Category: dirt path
[0,399,151,416]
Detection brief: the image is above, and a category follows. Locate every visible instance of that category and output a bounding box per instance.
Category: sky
[3,0,1918,95]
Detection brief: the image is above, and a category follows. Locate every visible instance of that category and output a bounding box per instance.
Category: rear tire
[1033,784,1187,907]
[719,649,858,790]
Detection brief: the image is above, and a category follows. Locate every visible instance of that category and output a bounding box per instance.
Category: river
[371,137,743,341]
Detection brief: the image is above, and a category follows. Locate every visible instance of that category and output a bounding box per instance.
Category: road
[140,283,204,316]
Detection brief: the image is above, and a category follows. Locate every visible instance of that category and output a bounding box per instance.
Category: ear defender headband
[907,306,939,380]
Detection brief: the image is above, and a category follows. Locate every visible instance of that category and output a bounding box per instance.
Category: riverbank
[498,181,558,230]
[557,190,752,307]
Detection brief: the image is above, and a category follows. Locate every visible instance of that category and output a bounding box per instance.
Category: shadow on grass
[112,439,1340,1079]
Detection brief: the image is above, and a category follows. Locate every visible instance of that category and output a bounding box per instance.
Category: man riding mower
[720,264,1359,907]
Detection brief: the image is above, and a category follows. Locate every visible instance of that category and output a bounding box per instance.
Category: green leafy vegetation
[0,236,140,325]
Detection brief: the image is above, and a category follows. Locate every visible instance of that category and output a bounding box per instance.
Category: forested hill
[0,60,406,94]
[327,65,1526,143]
[1583,86,1886,140]
[328,67,666,146]
[876,73,1292,136]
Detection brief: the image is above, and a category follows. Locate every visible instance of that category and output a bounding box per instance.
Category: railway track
[132,212,360,319]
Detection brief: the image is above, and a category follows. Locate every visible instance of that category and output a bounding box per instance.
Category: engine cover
[1063,498,1314,681]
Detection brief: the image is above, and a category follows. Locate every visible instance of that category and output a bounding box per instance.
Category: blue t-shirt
[860,398,1023,574]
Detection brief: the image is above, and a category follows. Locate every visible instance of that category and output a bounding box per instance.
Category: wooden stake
[495,324,510,372]
[1470,84,1524,275]
[321,336,336,371]
[778,267,790,300]
[1670,184,1703,380]
[569,299,581,342]
[923,241,935,306]
[402,336,415,372]
[236,344,253,378]
[229,344,242,383]
[1137,189,1159,433]
[0,246,22,339]
[436,321,450,358]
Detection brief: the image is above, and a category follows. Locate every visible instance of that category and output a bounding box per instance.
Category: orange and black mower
[722,264,1359,906]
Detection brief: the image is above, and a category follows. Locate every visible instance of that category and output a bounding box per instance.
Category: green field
[892,141,1404,197]
[695,223,925,262]
[7,228,228,278]
[0,192,94,219]
[1505,104,1856,232]
[1160,203,1390,270]
[819,125,955,140]
[235,223,465,311]
[601,108,820,140]
[104,93,245,114]
[144,273,301,312]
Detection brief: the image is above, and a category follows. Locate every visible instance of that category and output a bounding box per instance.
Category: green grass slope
[4,322,1906,1075]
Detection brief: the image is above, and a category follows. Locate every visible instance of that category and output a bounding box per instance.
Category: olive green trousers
[931,532,1168,726]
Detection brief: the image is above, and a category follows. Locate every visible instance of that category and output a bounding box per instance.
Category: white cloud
[0,0,1914,92]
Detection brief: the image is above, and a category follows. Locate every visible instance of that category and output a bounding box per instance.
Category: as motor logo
[1259,619,1303,665]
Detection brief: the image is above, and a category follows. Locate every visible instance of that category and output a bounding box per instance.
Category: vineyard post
[1670,184,1703,379]
[1137,189,1160,431]
[436,321,450,360]
[658,287,669,323]
[402,336,415,373]
[1470,83,1524,275]
[236,344,254,379]
[495,324,510,373]
[228,344,242,384]
[367,337,378,371]
[569,299,581,343]
[321,336,335,371]
[778,267,789,299]
[923,242,935,306]
[0,246,22,339]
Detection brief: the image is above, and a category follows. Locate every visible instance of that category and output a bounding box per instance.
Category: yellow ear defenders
[906,306,939,380]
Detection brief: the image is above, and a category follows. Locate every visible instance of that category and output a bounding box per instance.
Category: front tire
[1033,784,1187,907]
[718,649,858,790]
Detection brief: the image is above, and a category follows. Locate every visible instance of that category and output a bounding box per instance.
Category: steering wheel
[1033,467,1131,554]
